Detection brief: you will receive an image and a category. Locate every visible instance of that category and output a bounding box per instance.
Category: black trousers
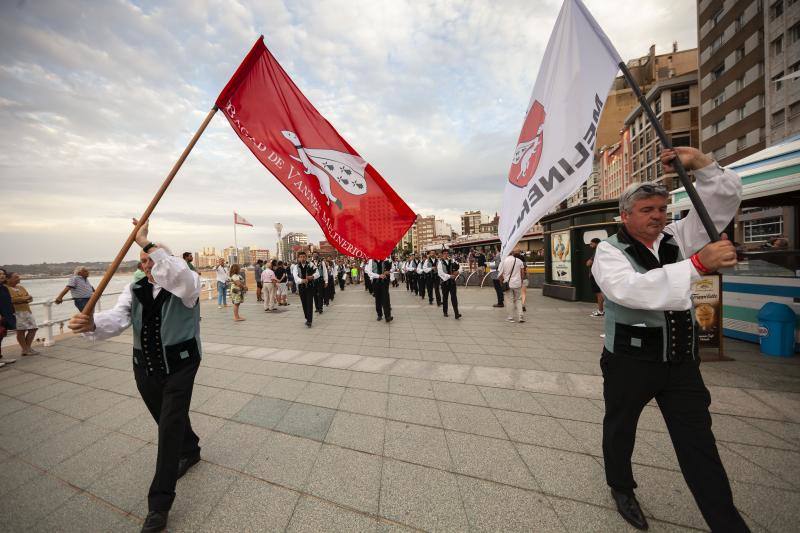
[420,273,428,300]
[492,278,504,304]
[134,358,200,512]
[373,279,392,319]
[433,276,442,305]
[365,275,373,294]
[338,275,345,290]
[299,284,314,323]
[441,280,458,316]
[601,353,748,533]
[425,274,440,304]
[313,280,325,311]
[405,273,411,291]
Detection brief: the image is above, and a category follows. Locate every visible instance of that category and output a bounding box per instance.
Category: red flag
[216,37,415,259]
[234,212,253,226]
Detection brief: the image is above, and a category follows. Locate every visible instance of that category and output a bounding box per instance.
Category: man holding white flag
[499,0,621,258]
[501,1,749,531]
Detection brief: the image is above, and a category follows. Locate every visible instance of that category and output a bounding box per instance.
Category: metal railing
[29,279,215,347]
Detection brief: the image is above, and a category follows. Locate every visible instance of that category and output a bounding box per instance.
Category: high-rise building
[249,248,270,263]
[461,211,481,235]
[624,71,701,191]
[697,1,766,165]
[478,213,500,235]
[415,215,436,252]
[434,219,453,237]
[599,141,626,200]
[764,0,800,145]
[280,232,308,261]
[318,240,336,256]
[400,224,416,253]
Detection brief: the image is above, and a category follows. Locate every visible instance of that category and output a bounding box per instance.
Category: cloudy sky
[0,0,697,264]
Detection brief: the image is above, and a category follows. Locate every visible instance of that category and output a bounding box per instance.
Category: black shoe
[141,511,168,533]
[305,321,312,327]
[385,316,393,323]
[455,313,462,319]
[317,309,322,314]
[177,452,201,479]
[429,301,433,305]
[611,489,648,530]
[437,302,442,306]
[377,316,383,321]
[443,313,448,317]
[493,303,504,308]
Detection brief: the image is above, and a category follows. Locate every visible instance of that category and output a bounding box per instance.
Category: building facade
[697,0,766,165]
[280,232,308,261]
[461,210,482,236]
[415,215,436,252]
[765,0,800,145]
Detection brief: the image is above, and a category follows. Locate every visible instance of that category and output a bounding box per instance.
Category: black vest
[134,278,170,374]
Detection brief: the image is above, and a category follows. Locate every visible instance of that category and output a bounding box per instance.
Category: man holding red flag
[216,37,415,260]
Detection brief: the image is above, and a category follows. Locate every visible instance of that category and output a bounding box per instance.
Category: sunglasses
[631,183,667,195]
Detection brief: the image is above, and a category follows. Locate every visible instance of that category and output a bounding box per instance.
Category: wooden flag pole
[80,105,219,317]
[618,62,720,242]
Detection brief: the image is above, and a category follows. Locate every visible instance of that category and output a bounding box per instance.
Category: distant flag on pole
[216,37,416,259]
[234,212,253,227]
[499,0,623,258]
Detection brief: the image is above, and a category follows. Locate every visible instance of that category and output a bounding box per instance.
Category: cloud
[0,0,697,264]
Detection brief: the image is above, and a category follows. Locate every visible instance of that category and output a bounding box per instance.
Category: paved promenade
[1,284,799,532]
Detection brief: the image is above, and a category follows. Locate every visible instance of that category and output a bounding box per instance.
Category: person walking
[229,264,246,321]
[437,249,461,319]
[54,266,95,312]
[274,261,288,306]
[586,238,605,317]
[366,257,393,322]
[292,252,318,327]
[68,219,202,533]
[261,260,277,311]
[488,254,504,308]
[6,272,39,355]
[182,252,196,272]
[499,249,525,323]
[214,259,229,308]
[254,259,264,303]
[592,147,748,532]
[0,269,17,367]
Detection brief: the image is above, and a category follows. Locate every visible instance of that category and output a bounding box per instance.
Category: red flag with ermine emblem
[216,36,415,259]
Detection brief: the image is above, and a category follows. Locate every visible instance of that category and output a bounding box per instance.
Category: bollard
[43,300,54,347]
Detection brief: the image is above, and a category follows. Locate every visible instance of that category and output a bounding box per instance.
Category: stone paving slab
[1,285,799,531]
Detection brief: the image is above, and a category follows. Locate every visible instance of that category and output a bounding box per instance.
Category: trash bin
[757,303,797,357]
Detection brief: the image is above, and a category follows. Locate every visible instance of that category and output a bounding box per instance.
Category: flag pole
[234,214,239,263]
[80,105,219,317]
[618,62,720,242]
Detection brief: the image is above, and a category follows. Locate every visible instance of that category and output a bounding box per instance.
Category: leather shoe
[177,452,201,479]
[385,317,394,323]
[377,316,383,321]
[443,313,449,317]
[455,313,462,319]
[141,510,168,532]
[493,303,504,308]
[611,489,648,530]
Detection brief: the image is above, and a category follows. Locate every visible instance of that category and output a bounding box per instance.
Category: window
[737,136,747,150]
[772,109,786,126]
[713,147,727,160]
[711,63,725,81]
[773,36,784,56]
[736,76,745,91]
[711,34,724,52]
[671,88,690,107]
[646,147,654,163]
[771,0,784,20]
[735,13,744,31]
[790,101,800,118]
[774,71,785,91]
[646,166,653,180]
[712,119,724,134]
[713,92,725,108]
[791,22,800,43]
[735,46,745,62]
[672,134,691,147]
[645,130,652,143]
[737,106,746,120]
[743,216,783,243]
[711,7,724,27]
[655,99,662,114]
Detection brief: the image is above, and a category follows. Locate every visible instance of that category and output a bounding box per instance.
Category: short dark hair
[590,238,601,244]
[256,259,264,265]
[182,252,192,259]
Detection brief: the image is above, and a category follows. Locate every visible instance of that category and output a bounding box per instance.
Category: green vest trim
[603,232,697,362]
[130,279,202,374]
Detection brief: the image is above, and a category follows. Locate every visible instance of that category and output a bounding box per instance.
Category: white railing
[30,279,215,347]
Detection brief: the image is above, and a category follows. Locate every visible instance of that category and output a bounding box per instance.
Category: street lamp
[274,222,284,261]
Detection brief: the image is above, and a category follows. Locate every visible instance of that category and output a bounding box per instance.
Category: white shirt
[422,258,434,274]
[215,265,229,283]
[88,248,202,341]
[291,262,320,285]
[366,259,391,280]
[437,258,460,282]
[499,256,525,289]
[592,162,741,311]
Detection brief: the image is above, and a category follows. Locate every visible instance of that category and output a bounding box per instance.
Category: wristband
[143,242,156,253]
[690,253,712,275]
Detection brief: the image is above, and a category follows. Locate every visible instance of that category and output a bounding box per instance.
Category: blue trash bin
[757,303,797,357]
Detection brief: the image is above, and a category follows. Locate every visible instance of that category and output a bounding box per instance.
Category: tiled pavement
[1,284,799,532]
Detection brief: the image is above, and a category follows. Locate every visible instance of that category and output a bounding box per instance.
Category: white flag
[499,0,622,258]
[233,212,253,226]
